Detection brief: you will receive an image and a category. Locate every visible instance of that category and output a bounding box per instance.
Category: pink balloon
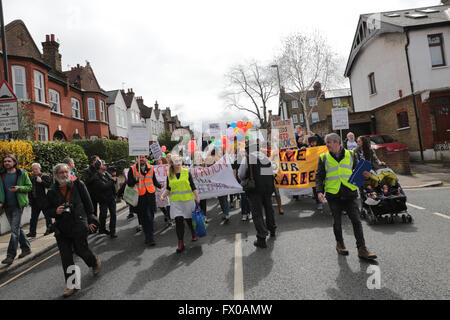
[161,146,167,152]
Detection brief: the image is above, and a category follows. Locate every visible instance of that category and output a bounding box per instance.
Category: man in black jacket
[92,160,118,238]
[46,163,100,298]
[83,155,100,217]
[238,143,276,249]
[27,163,53,237]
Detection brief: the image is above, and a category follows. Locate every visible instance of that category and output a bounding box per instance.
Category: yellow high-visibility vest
[168,168,195,202]
[320,150,357,194]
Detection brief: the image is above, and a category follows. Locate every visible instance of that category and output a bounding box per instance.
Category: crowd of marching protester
[0,126,383,297]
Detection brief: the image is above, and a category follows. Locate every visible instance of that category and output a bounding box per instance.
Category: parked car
[366,134,408,152]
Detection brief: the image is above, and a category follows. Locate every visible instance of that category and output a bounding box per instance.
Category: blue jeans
[29,205,52,235]
[139,204,154,241]
[5,207,31,258]
[218,196,229,217]
[99,198,117,234]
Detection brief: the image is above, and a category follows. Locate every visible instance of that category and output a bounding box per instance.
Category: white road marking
[432,212,450,220]
[234,233,244,300]
[406,203,425,210]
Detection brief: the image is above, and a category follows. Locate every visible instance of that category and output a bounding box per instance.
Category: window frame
[99,100,106,122]
[12,65,27,99]
[312,112,320,123]
[396,109,410,129]
[33,70,45,103]
[309,98,318,107]
[332,98,341,106]
[428,33,446,68]
[292,100,298,109]
[71,98,81,119]
[88,98,96,120]
[49,89,61,113]
[292,114,298,123]
[37,123,49,141]
[368,73,377,95]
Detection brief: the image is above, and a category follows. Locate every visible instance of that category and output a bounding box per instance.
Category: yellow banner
[274,146,328,189]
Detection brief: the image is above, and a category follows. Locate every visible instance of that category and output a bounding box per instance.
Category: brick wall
[375,147,411,175]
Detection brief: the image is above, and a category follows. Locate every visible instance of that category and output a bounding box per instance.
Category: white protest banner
[153,156,243,201]
[129,124,149,156]
[150,141,163,160]
[209,123,221,140]
[332,107,349,130]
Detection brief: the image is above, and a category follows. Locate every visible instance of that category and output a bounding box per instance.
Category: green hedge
[72,139,132,170]
[30,141,88,177]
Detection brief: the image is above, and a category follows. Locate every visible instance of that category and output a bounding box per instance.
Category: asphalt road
[0,187,449,300]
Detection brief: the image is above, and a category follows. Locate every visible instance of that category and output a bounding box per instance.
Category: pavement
[0,161,448,280]
[0,200,128,278]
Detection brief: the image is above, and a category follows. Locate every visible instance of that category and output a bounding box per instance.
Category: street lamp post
[0,0,8,83]
[271,64,284,120]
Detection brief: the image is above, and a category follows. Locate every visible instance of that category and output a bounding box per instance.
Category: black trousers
[328,198,365,248]
[174,217,196,241]
[56,233,97,281]
[247,192,276,239]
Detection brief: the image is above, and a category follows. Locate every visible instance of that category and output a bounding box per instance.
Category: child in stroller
[360,168,412,224]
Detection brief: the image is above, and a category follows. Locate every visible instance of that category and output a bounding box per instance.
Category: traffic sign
[0,81,19,133]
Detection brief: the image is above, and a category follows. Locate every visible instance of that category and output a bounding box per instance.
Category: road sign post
[0,81,19,134]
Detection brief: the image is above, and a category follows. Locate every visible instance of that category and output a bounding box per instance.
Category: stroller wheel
[388,216,395,224]
[401,215,407,223]
[407,215,413,223]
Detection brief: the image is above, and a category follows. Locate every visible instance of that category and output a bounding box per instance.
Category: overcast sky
[4,0,440,128]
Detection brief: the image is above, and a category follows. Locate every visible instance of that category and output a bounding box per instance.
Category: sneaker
[241,214,248,221]
[127,213,135,220]
[18,250,32,259]
[316,203,324,211]
[223,216,230,224]
[26,232,36,238]
[43,229,53,236]
[110,233,118,239]
[253,237,267,249]
[99,229,111,236]
[145,239,156,246]
[1,256,14,265]
[135,226,142,233]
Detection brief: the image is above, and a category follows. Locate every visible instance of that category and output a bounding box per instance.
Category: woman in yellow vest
[160,154,200,253]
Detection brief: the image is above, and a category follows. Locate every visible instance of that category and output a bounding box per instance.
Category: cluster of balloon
[227,121,253,141]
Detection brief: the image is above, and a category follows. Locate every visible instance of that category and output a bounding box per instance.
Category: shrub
[30,141,88,177]
[0,140,35,173]
[72,139,132,171]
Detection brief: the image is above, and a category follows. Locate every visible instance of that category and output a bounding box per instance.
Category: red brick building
[0,20,109,141]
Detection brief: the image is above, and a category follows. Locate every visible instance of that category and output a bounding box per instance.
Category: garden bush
[30,141,88,177]
[0,140,35,173]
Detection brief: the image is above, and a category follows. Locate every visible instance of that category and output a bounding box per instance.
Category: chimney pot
[51,34,55,42]
[46,35,50,42]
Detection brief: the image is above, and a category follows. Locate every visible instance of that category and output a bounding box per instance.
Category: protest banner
[150,141,163,160]
[129,124,149,156]
[274,146,328,189]
[271,119,297,149]
[153,156,243,201]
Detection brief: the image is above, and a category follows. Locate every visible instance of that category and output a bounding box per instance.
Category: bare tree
[222,60,278,129]
[277,31,344,133]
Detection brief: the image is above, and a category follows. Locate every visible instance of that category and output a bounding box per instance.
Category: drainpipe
[405,30,424,162]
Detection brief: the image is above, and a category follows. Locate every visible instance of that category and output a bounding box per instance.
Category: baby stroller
[359,168,412,225]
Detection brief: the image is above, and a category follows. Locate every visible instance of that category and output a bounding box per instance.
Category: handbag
[242,157,256,192]
[123,184,139,207]
[192,204,207,237]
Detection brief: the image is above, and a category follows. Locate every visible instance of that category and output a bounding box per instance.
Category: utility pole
[0,0,8,83]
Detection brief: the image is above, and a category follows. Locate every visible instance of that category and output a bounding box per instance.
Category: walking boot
[358,246,377,260]
[176,240,185,253]
[336,241,349,256]
[253,237,267,249]
[63,288,79,298]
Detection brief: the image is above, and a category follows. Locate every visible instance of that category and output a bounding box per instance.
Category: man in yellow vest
[316,133,377,260]
[127,155,161,246]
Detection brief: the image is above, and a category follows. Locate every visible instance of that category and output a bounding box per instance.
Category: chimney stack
[42,34,62,72]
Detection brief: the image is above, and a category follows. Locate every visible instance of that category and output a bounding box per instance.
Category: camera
[62,202,72,214]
